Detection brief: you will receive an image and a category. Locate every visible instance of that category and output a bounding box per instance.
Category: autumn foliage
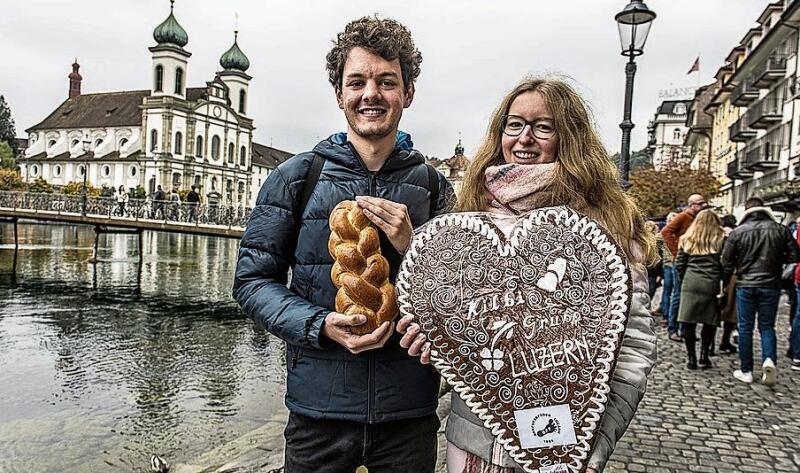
[628,163,720,219]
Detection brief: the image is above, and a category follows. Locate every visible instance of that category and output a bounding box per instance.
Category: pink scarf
[484,162,559,214]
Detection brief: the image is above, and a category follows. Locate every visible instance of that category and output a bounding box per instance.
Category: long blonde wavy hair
[456,77,656,264]
[678,210,724,255]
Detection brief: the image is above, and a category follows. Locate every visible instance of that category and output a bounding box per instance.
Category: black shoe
[687,355,698,370]
[719,343,737,354]
[699,356,712,369]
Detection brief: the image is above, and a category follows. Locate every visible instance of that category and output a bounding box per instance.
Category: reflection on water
[0,222,286,472]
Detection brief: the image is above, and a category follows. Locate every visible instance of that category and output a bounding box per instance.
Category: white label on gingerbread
[539,464,569,473]
[514,405,577,450]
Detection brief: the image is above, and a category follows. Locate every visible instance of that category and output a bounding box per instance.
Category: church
[19,1,291,208]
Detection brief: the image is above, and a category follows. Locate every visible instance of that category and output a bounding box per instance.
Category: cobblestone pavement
[604,292,800,473]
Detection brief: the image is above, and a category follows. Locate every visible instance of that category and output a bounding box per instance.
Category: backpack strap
[426,163,440,217]
[297,154,325,221]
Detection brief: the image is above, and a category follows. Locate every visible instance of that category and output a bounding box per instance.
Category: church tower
[149,0,190,98]
[68,59,82,99]
[218,28,251,116]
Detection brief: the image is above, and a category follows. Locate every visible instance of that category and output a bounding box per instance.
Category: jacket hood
[312,131,424,172]
[739,206,776,224]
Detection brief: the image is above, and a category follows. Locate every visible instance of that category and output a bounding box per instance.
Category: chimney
[68,58,82,99]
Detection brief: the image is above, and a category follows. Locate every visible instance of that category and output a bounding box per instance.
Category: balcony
[726,150,753,180]
[753,55,787,88]
[728,115,756,142]
[745,143,780,171]
[731,80,759,106]
[746,95,783,129]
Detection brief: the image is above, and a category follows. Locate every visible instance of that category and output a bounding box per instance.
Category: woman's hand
[397,315,431,364]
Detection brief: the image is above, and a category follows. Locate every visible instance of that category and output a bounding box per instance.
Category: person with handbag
[675,210,725,370]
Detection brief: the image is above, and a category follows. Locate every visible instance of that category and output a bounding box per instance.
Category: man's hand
[355,196,413,254]
[322,312,393,354]
[397,315,431,364]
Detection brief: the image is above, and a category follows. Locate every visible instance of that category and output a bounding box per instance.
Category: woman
[719,214,737,354]
[397,77,657,473]
[115,185,128,216]
[674,210,724,369]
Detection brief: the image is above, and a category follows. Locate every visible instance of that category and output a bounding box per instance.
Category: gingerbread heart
[396,207,631,473]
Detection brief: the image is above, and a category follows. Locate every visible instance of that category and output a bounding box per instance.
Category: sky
[1,0,775,159]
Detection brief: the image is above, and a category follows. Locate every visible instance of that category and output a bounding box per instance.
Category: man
[233,16,452,473]
[661,194,707,341]
[722,197,800,385]
[186,185,200,222]
[151,185,166,219]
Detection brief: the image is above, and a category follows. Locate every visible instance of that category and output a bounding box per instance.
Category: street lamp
[615,0,656,188]
[81,138,93,216]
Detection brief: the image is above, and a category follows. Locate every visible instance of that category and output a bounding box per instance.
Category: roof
[657,100,692,115]
[252,142,292,168]
[15,138,28,150]
[757,2,783,25]
[26,90,150,132]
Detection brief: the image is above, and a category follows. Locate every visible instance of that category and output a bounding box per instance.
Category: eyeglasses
[501,115,556,140]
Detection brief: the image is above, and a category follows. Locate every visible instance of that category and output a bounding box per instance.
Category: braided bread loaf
[329,200,398,335]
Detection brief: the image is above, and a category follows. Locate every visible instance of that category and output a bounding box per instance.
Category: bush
[129,185,146,199]
[29,176,53,194]
[61,180,101,197]
[0,168,26,191]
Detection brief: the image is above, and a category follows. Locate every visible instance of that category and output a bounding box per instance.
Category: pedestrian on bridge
[115,185,128,217]
[151,185,166,220]
[186,186,200,222]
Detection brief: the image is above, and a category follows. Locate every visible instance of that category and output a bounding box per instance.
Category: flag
[687,56,700,74]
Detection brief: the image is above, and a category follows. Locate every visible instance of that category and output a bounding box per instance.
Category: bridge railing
[0,191,252,228]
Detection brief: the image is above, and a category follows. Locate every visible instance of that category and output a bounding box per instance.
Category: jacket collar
[739,205,776,224]
[312,131,423,173]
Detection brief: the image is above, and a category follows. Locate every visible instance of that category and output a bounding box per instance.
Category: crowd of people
[651,194,800,384]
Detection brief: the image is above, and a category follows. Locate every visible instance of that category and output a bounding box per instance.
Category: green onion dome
[220,32,250,72]
[153,1,188,47]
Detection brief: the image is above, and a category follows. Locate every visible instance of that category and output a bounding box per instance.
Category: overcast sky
[1,0,773,159]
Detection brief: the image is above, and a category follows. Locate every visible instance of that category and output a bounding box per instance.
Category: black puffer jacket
[721,207,800,287]
[233,133,453,423]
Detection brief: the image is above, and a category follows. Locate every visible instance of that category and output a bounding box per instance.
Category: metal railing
[746,92,783,129]
[753,55,788,88]
[0,191,252,229]
[731,80,759,106]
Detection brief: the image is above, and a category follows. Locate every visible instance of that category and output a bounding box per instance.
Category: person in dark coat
[232,16,454,473]
[186,186,200,222]
[676,210,724,370]
[718,214,738,354]
[722,197,800,386]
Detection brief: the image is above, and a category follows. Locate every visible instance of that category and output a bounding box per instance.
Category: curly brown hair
[326,16,422,92]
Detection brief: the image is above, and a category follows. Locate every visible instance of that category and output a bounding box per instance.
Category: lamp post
[615,0,656,188]
[81,138,93,216]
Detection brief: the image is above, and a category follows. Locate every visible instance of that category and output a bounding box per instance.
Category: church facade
[19,1,290,208]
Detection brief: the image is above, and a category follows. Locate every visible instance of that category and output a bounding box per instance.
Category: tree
[0,169,26,191]
[28,176,53,193]
[0,95,17,157]
[0,141,16,170]
[129,185,147,199]
[609,147,651,172]
[628,163,720,218]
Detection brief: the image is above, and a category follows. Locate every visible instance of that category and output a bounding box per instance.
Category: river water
[0,222,286,472]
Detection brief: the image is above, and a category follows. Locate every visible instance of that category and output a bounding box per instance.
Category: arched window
[673,128,681,140]
[227,143,234,163]
[174,132,183,155]
[48,139,56,149]
[211,135,221,159]
[174,67,183,95]
[94,138,103,149]
[154,65,164,92]
[195,135,203,157]
[150,129,158,152]
[119,138,129,149]
[211,176,217,190]
[53,165,62,177]
[71,139,80,148]
[240,146,246,165]
[101,165,111,178]
[239,90,246,114]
